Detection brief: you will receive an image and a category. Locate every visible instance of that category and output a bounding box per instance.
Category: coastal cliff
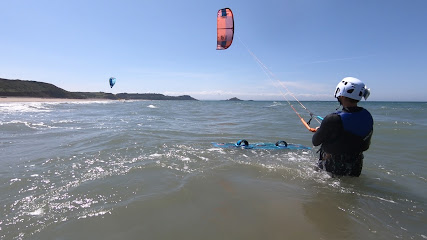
[0,78,197,100]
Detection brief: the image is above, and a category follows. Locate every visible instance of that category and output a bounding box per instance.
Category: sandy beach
[0,97,114,103]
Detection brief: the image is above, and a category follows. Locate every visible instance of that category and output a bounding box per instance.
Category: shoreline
[0,97,114,103]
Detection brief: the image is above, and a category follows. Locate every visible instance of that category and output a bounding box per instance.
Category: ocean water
[0,100,426,240]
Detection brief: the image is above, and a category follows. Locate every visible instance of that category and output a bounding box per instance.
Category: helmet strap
[336,97,342,110]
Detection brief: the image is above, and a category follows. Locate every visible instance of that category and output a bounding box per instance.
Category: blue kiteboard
[212,140,311,150]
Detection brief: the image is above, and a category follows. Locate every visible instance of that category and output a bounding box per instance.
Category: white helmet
[334,77,370,101]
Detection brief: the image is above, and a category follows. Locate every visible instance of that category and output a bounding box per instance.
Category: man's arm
[312,114,341,146]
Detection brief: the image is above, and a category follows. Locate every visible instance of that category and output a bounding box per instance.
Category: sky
[1,0,426,101]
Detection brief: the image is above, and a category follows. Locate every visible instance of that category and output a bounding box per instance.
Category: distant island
[226,97,242,101]
[225,97,254,101]
[0,78,197,101]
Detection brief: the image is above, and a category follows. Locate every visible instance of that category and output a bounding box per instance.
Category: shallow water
[0,100,426,239]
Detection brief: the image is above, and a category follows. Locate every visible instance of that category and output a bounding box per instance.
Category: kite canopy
[109,77,116,88]
[217,8,234,50]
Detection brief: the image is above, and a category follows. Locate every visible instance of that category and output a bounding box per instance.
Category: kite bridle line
[237,36,321,132]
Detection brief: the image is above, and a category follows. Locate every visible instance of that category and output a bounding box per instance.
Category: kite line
[237,36,322,132]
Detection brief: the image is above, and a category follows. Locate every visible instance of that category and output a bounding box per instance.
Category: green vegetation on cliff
[0,78,196,100]
[0,78,87,99]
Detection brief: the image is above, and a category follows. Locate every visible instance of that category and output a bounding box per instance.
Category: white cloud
[163,89,331,101]
[273,80,329,92]
[300,55,376,65]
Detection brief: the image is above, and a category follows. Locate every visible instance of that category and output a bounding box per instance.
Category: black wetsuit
[312,106,373,176]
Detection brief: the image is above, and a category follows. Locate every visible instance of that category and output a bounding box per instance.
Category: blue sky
[1,0,426,101]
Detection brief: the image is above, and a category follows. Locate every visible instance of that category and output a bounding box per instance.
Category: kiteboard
[212,140,311,150]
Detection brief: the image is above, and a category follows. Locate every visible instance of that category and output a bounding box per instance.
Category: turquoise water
[0,100,426,239]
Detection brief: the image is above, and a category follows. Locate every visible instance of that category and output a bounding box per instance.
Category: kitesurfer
[312,77,373,177]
